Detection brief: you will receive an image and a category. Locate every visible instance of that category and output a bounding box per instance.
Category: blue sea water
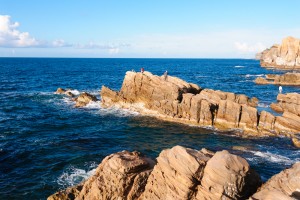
[0,58,300,199]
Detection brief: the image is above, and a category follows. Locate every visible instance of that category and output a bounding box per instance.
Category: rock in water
[101,71,300,136]
[255,73,300,86]
[250,162,300,200]
[75,92,97,107]
[56,88,66,94]
[292,137,300,148]
[259,36,300,69]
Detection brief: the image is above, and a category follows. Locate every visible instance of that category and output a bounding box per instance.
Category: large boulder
[251,162,300,200]
[48,151,155,200]
[195,150,261,200]
[259,36,300,69]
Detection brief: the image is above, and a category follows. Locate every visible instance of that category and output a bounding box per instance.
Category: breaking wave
[247,150,300,165]
[234,65,245,68]
[245,74,265,78]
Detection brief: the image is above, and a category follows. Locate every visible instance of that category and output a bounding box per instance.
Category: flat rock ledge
[101,71,300,137]
[258,36,300,69]
[48,145,300,200]
[255,73,300,85]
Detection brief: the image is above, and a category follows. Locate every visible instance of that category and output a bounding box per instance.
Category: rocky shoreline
[48,145,300,200]
[255,72,300,85]
[100,71,300,137]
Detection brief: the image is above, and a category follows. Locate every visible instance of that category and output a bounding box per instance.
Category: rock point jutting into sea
[100,71,300,137]
[47,145,300,200]
[257,36,300,69]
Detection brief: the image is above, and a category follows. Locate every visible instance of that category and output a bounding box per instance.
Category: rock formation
[74,92,97,107]
[255,73,300,85]
[250,162,300,200]
[48,145,263,200]
[259,36,300,69]
[55,88,97,108]
[101,71,300,136]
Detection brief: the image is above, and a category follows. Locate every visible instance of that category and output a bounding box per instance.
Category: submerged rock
[100,71,299,136]
[48,146,263,200]
[55,88,75,97]
[259,36,300,69]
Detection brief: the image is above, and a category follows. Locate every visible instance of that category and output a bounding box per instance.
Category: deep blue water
[0,58,300,199]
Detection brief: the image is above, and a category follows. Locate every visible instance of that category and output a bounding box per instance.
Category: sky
[0,0,300,58]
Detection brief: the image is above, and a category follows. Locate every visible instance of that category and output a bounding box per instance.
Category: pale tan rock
[140,146,212,200]
[76,151,155,200]
[251,162,300,200]
[238,105,258,132]
[195,150,261,200]
[292,137,300,148]
[47,183,84,200]
[255,77,269,85]
[259,36,300,69]
[274,115,300,134]
[74,92,97,107]
[214,100,241,129]
[258,111,275,134]
[271,93,300,116]
[56,87,66,94]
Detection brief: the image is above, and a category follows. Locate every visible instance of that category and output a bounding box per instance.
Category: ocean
[0,58,299,199]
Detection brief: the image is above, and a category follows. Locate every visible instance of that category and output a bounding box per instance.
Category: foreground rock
[74,92,97,107]
[255,73,300,85]
[250,162,300,200]
[101,71,299,136]
[48,150,155,200]
[259,36,300,69]
[48,146,262,200]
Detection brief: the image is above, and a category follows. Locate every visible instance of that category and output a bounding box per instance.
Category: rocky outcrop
[48,150,155,200]
[101,71,299,136]
[255,73,300,85]
[74,92,97,107]
[250,162,300,200]
[55,88,75,97]
[270,93,300,116]
[259,36,300,69]
[48,146,262,200]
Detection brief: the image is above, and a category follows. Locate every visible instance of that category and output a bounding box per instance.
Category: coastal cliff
[100,71,300,136]
[48,146,300,200]
[259,36,300,69]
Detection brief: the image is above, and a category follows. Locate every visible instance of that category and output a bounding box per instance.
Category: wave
[234,65,245,68]
[66,89,80,96]
[57,163,97,188]
[245,74,265,78]
[85,101,102,109]
[247,150,300,165]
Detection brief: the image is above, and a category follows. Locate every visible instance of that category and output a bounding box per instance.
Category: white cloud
[234,42,266,53]
[109,48,119,54]
[0,15,42,47]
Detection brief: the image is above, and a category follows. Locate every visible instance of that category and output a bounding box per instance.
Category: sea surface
[0,58,300,199]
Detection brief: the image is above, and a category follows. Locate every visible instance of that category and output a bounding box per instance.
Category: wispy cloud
[0,15,128,54]
[234,42,266,53]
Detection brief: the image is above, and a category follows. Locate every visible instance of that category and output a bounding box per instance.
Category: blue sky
[0,0,299,58]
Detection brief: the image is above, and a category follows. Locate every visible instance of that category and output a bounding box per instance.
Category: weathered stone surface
[271,93,300,117]
[74,92,97,107]
[251,162,300,200]
[255,73,300,86]
[75,151,154,200]
[100,71,300,136]
[140,146,211,200]
[49,146,264,200]
[195,150,261,200]
[259,36,300,69]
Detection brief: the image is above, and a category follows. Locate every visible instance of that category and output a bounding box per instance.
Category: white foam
[85,101,102,109]
[97,106,140,117]
[248,150,299,165]
[235,65,245,68]
[258,103,270,108]
[66,89,80,96]
[245,74,265,78]
[57,164,97,187]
